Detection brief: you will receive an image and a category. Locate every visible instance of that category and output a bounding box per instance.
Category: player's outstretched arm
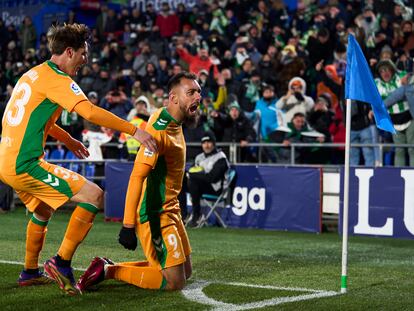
[73,100,157,152]
[48,124,90,159]
[119,162,152,250]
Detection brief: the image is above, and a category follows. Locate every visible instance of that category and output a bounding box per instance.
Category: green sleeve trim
[78,202,99,214]
[30,215,49,227]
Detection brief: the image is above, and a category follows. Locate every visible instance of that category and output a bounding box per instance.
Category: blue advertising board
[339,167,414,239]
[105,163,322,233]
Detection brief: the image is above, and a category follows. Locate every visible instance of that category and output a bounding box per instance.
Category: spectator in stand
[276,77,314,123]
[375,59,413,167]
[92,66,116,99]
[258,53,277,87]
[235,57,254,81]
[211,100,257,162]
[307,94,335,164]
[127,95,151,121]
[19,16,37,54]
[156,1,180,39]
[255,84,286,162]
[104,8,122,36]
[176,44,219,78]
[349,100,375,166]
[280,112,324,164]
[141,62,158,92]
[157,57,171,86]
[315,60,342,112]
[77,65,95,95]
[121,96,150,161]
[306,27,334,67]
[240,70,262,113]
[187,132,230,227]
[100,89,133,120]
[133,42,159,78]
[275,44,306,97]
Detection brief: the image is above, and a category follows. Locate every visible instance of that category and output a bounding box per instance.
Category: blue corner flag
[345,34,396,134]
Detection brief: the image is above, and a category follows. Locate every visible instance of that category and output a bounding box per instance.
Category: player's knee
[88,187,104,209]
[34,204,54,221]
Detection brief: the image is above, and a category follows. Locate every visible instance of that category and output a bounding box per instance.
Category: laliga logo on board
[231,187,266,216]
[70,82,82,95]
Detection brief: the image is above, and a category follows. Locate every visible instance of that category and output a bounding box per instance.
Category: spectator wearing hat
[276,77,314,123]
[187,132,230,227]
[211,100,257,162]
[375,59,413,166]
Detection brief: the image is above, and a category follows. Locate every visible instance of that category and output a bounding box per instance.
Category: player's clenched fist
[118,226,137,250]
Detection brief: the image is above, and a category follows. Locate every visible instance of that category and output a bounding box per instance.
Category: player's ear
[169,91,177,104]
[65,47,74,58]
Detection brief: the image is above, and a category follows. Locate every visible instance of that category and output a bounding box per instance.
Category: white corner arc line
[1,259,340,309]
[182,280,340,311]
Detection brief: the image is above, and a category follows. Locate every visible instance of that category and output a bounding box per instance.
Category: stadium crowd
[1,0,414,166]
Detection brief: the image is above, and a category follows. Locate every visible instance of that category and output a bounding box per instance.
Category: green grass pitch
[0,208,413,310]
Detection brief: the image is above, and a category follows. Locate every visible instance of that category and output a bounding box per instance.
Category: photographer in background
[276,77,314,123]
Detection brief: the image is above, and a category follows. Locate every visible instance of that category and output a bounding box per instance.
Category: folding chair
[197,168,237,228]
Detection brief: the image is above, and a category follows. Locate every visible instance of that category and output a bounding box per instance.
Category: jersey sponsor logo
[144,148,154,157]
[70,82,82,95]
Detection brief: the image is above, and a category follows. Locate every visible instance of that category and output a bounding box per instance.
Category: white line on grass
[1,259,339,309]
[182,280,339,310]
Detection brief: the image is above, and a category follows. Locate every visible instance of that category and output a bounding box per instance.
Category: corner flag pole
[341,98,352,294]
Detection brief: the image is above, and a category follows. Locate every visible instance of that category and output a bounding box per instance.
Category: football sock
[106,261,166,290]
[25,215,48,270]
[57,203,98,261]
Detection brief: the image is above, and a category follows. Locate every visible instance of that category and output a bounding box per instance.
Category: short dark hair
[47,23,89,55]
[293,112,305,119]
[167,71,197,92]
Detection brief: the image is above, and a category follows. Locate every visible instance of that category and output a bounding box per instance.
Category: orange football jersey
[134,107,186,223]
[0,61,88,175]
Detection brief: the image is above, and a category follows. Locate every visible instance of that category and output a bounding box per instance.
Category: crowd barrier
[105,162,322,233]
[339,167,414,239]
[104,162,414,239]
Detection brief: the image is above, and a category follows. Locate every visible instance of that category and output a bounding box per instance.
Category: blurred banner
[105,163,322,233]
[339,167,414,239]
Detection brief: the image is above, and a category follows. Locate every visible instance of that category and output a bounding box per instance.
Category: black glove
[118,226,137,250]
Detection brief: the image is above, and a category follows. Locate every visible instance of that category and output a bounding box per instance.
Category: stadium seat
[197,168,237,228]
[49,146,66,166]
[64,150,81,173]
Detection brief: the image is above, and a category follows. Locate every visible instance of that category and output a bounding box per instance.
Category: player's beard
[183,109,200,129]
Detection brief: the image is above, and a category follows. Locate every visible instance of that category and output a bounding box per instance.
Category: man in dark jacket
[212,101,257,162]
[187,132,230,227]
